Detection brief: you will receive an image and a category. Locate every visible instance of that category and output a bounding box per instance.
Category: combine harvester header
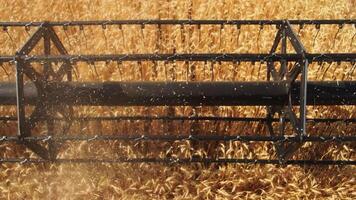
[0,20,355,165]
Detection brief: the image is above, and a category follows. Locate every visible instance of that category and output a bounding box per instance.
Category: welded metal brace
[266,21,309,162]
[15,23,73,160]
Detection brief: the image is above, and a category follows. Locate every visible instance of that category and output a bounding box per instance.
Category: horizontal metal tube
[0,81,355,106]
[0,53,355,63]
[1,116,354,123]
[1,134,355,142]
[0,19,354,27]
[0,158,354,165]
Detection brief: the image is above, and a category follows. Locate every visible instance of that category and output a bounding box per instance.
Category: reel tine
[101,23,109,53]
[3,26,16,52]
[62,24,74,52]
[0,62,10,80]
[312,24,321,50]
[332,24,343,51]
[236,24,241,52]
[350,25,356,50]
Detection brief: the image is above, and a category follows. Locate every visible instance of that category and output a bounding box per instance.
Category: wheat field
[0,0,355,199]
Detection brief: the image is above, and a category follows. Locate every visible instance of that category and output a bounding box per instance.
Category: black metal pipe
[1,134,355,142]
[0,81,287,106]
[1,116,355,123]
[0,158,354,166]
[291,81,356,105]
[0,81,355,106]
[1,53,355,63]
[0,19,354,27]
[17,53,356,62]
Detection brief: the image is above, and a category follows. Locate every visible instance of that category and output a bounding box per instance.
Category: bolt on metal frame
[0,19,355,165]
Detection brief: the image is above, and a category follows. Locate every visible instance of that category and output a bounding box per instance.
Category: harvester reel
[0,20,354,165]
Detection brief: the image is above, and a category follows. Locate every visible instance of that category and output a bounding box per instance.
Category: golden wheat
[0,0,355,199]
